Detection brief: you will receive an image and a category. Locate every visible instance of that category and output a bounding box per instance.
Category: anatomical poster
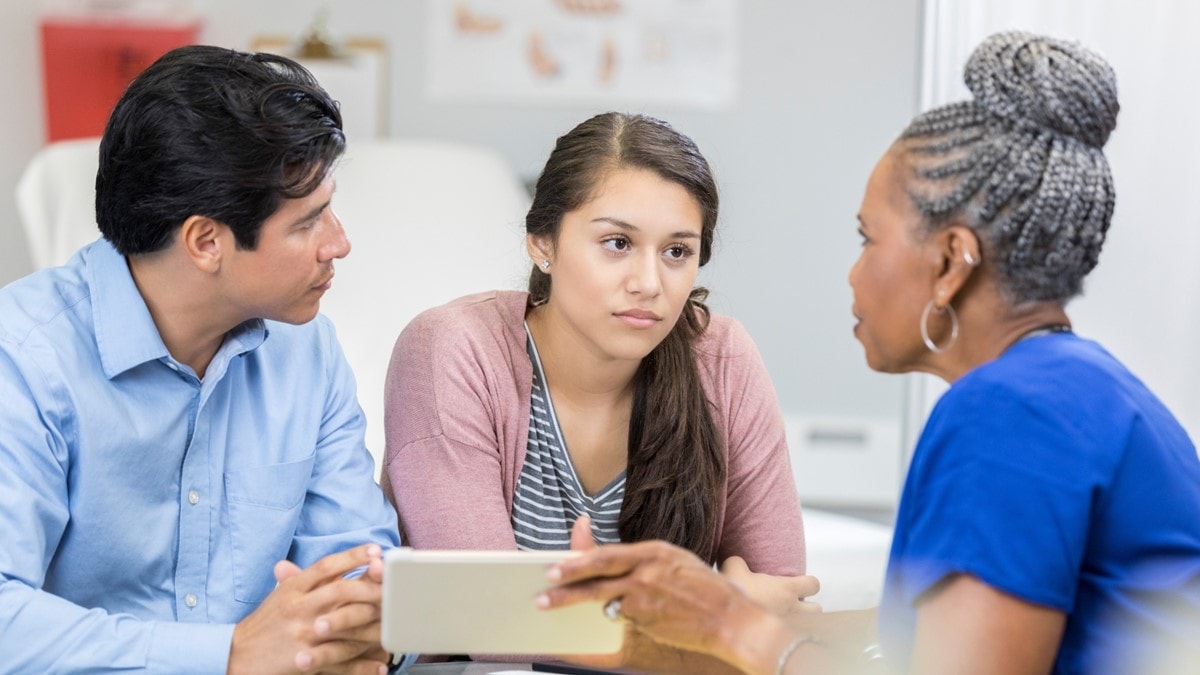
[426,0,738,108]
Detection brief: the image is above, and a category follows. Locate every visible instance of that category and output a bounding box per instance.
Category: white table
[802,508,893,611]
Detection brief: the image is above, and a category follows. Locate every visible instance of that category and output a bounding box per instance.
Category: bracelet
[775,633,816,675]
[862,643,884,662]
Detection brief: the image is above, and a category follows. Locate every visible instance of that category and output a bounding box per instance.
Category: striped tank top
[511,323,626,550]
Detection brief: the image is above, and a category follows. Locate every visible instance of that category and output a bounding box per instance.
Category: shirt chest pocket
[225,456,314,604]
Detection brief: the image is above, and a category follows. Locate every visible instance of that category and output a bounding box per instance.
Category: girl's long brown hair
[526,112,725,560]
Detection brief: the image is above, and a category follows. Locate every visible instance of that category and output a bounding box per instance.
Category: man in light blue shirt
[0,46,412,673]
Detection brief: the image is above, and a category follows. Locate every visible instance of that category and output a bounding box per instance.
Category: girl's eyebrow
[590,217,699,240]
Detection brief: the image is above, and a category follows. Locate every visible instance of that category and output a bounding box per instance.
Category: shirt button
[185,593,198,608]
[188,490,200,505]
[166,362,179,371]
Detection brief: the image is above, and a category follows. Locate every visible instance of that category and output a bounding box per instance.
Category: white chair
[15,138,532,475]
[15,137,103,270]
[322,140,530,473]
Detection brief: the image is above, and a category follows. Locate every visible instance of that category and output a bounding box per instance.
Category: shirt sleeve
[382,313,520,551]
[0,346,235,673]
[711,321,807,576]
[892,379,1094,612]
[382,308,531,664]
[290,319,403,564]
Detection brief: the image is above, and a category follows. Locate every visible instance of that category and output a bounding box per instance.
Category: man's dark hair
[96,45,345,254]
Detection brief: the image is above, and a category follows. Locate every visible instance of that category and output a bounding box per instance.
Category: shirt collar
[209,319,270,381]
[86,239,269,379]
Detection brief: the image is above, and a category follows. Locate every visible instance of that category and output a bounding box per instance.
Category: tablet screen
[381,548,624,655]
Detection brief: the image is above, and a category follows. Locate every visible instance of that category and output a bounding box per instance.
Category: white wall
[0,1,43,287]
[0,2,922,499]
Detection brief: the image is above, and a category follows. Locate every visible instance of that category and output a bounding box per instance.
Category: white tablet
[381,548,624,655]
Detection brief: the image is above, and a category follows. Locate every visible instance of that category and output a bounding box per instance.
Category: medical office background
[1,0,1198,525]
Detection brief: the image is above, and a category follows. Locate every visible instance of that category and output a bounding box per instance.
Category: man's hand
[227,544,389,675]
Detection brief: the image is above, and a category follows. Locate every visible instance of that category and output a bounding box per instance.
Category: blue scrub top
[880,332,1200,674]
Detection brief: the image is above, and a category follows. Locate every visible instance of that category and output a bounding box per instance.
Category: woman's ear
[931,225,982,306]
[179,215,226,274]
[526,233,554,269]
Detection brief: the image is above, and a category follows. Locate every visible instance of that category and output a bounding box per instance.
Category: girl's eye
[857,227,870,246]
[665,244,695,261]
[602,236,631,252]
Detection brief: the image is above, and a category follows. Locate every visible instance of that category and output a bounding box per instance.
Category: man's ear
[526,233,554,269]
[931,224,982,306]
[179,215,226,274]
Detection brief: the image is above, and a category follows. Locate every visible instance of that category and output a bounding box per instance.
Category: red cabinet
[40,16,200,142]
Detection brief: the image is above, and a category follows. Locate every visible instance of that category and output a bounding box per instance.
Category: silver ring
[603,598,622,621]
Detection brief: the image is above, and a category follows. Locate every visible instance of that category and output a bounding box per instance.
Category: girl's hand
[719,555,822,616]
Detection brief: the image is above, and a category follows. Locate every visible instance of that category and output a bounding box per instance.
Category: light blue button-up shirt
[0,239,408,672]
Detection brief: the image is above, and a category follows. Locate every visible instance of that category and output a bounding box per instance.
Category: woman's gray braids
[900,31,1119,304]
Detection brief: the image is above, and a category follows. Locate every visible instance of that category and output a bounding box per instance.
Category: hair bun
[963,31,1118,148]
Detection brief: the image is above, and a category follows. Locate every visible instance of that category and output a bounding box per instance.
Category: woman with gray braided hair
[538,31,1200,674]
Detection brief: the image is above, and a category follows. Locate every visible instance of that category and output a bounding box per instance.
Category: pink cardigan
[382,291,806,575]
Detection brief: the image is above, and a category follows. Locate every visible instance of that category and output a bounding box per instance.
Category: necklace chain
[1017,323,1072,343]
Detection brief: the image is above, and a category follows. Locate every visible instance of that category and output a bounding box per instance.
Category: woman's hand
[720,556,822,616]
[539,529,795,674]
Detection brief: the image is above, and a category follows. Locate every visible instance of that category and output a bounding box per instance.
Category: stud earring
[964,251,979,267]
[539,259,551,271]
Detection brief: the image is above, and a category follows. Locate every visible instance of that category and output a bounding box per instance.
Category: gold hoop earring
[920,299,959,353]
